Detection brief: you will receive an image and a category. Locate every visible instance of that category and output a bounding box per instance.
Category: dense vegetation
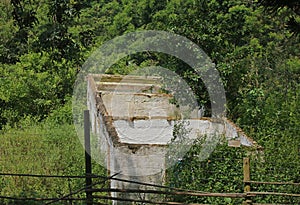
[0,103,108,204]
[0,0,299,204]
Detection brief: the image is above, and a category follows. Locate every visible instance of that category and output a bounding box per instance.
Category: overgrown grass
[0,116,107,205]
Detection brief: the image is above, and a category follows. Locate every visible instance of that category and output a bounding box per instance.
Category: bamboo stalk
[244,180,300,186]
[93,195,209,205]
[88,188,246,198]
[247,191,300,197]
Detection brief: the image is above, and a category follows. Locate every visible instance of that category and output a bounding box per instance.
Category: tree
[259,0,300,35]
[0,0,38,63]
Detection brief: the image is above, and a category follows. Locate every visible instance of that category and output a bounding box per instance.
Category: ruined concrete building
[87,74,260,204]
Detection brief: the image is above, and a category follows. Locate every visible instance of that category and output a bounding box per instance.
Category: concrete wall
[87,75,167,203]
[87,74,259,204]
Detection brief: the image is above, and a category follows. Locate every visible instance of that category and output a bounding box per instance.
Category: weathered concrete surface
[101,92,177,119]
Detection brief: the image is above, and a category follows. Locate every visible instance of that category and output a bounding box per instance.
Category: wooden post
[84,110,93,205]
[243,157,252,205]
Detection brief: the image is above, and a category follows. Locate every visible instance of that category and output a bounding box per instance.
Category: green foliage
[0,0,94,129]
[0,51,77,128]
[259,0,300,35]
[166,139,247,204]
[2,0,298,129]
[46,98,73,125]
[0,0,299,203]
[0,1,20,63]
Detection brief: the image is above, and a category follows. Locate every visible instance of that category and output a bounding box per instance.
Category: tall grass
[0,115,107,204]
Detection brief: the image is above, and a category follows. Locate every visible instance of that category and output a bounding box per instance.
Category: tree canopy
[1,0,299,146]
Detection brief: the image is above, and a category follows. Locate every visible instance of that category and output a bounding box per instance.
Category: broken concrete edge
[87,74,262,151]
[223,118,263,151]
[92,73,162,84]
[98,91,173,98]
[107,116,220,121]
[97,84,163,95]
